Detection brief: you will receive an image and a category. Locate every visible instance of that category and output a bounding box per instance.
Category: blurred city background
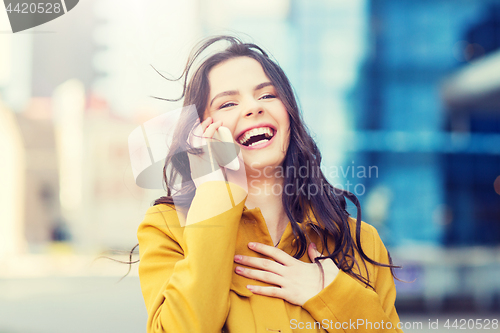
[1,0,499,332]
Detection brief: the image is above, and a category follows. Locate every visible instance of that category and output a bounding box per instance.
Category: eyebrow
[209,82,273,106]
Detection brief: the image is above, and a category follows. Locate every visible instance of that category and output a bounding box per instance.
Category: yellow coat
[137,181,403,332]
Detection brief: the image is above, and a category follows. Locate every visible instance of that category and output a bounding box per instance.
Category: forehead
[207,56,270,94]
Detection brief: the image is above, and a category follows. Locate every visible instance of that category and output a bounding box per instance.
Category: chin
[245,157,284,172]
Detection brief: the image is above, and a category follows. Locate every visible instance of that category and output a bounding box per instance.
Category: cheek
[281,115,291,150]
[279,109,291,138]
[203,110,227,128]
[212,112,239,131]
[201,109,211,122]
[282,127,291,150]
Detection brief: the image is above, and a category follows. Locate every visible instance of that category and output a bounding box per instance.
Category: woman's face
[204,56,290,172]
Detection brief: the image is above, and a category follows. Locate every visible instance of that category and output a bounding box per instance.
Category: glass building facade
[289,0,500,248]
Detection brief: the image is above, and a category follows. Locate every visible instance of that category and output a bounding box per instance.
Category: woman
[137,35,403,332]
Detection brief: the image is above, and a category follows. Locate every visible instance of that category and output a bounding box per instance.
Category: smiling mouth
[237,127,275,147]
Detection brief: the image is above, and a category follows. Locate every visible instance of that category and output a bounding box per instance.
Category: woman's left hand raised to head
[234,242,339,306]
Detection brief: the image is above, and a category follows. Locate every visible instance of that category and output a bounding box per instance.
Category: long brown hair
[146,35,400,288]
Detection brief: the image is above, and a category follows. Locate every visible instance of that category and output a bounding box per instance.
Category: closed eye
[260,94,276,100]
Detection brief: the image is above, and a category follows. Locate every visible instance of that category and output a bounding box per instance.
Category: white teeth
[248,139,269,147]
[238,127,274,145]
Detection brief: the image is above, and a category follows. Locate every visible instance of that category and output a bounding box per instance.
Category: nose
[242,99,264,118]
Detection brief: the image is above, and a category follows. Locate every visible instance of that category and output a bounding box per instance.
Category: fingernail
[235,266,243,273]
[246,285,253,291]
[234,255,242,262]
[312,243,317,249]
[248,242,255,248]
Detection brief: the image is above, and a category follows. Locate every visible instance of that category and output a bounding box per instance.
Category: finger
[191,117,213,142]
[191,119,218,147]
[247,242,295,266]
[190,117,211,147]
[235,266,284,286]
[200,117,213,132]
[204,120,223,139]
[245,285,286,300]
[234,255,285,276]
[190,123,205,148]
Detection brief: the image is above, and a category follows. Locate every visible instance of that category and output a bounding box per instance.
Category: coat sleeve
[137,181,247,333]
[302,224,403,332]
